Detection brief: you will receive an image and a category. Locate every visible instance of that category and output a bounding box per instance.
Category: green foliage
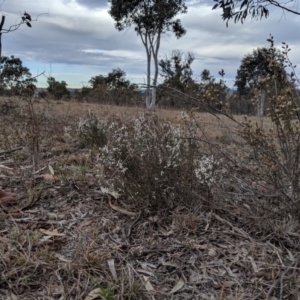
[212,0,300,26]
[109,0,187,38]
[0,56,37,96]
[159,50,195,92]
[46,77,70,100]
[78,111,108,148]
[197,69,229,111]
[89,68,137,91]
[84,68,139,105]
[211,0,300,26]
[235,46,286,94]
[212,0,269,26]
[235,46,287,116]
[157,54,228,109]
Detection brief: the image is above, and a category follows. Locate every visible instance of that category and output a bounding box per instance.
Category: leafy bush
[47,77,70,100]
[0,56,37,96]
[239,38,300,217]
[78,111,108,148]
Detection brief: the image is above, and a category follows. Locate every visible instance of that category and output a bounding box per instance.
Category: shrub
[78,111,108,148]
[47,77,70,100]
[78,113,224,210]
[100,116,188,208]
[194,155,222,188]
[238,38,300,217]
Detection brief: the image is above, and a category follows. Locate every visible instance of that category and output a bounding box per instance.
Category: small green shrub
[78,111,108,148]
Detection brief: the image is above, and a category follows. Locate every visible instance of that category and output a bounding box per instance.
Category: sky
[1,0,300,89]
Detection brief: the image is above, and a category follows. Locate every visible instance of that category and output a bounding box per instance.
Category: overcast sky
[2,0,300,89]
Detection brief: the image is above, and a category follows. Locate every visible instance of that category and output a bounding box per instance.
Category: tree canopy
[89,68,137,91]
[0,56,37,95]
[212,0,300,26]
[159,50,194,92]
[235,46,287,116]
[235,47,286,93]
[47,77,70,100]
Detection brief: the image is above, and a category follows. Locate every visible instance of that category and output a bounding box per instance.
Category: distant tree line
[0,44,295,116]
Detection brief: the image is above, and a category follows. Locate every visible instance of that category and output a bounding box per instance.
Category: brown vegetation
[1,95,300,299]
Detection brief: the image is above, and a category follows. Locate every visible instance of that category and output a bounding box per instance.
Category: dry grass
[1,98,300,299]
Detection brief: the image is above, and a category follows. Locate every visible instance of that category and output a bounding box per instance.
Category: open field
[0,99,299,299]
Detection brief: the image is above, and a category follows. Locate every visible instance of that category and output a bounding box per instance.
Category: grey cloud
[74,0,109,9]
[1,0,299,88]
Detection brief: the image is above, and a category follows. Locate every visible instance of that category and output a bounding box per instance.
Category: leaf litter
[0,108,300,299]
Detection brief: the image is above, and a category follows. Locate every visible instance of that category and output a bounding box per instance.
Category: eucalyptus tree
[109,0,187,109]
[89,68,137,91]
[212,0,300,26]
[47,77,70,100]
[235,47,286,116]
[159,50,194,92]
[0,56,37,95]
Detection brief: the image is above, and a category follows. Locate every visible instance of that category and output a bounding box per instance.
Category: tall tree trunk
[146,50,151,109]
[0,16,5,59]
[259,88,266,117]
[139,30,152,109]
[149,30,161,110]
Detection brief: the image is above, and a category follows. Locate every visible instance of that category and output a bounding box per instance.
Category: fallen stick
[0,146,23,155]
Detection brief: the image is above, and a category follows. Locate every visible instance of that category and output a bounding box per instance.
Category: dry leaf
[248,256,258,273]
[198,293,215,299]
[48,164,55,175]
[0,189,20,204]
[40,228,65,236]
[208,248,217,257]
[54,253,71,263]
[38,174,60,182]
[204,222,210,231]
[224,266,237,278]
[223,281,237,287]
[79,220,93,229]
[213,213,224,223]
[108,199,137,216]
[286,248,295,262]
[136,269,154,276]
[101,187,121,199]
[189,272,206,283]
[159,257,179,268]
[108,259,118,280]
[189,271,215,284]
[39,235,52,244]
[7,293,18,300]
[143,276,154,291]
[169,278,185,294]
[85,288,105,300]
